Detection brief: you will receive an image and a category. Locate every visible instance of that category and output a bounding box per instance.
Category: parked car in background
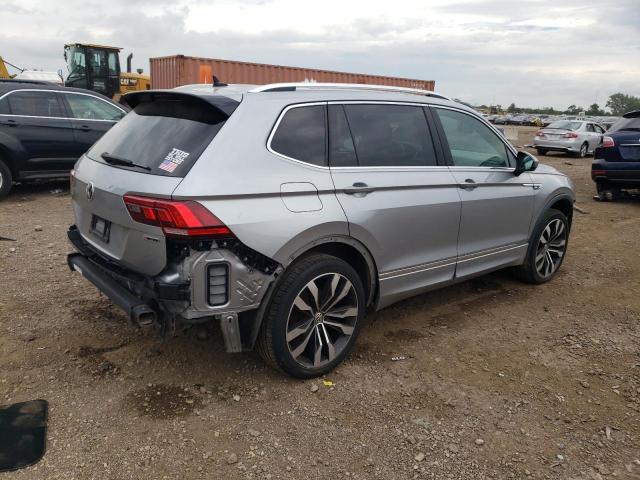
[67,82,575,378]
[592,110,640,199]
[533,120,605,157]
[0,79,126,197]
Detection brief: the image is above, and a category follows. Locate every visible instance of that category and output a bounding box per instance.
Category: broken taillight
[123,194,233,239]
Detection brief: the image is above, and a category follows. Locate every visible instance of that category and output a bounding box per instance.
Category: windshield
[608,115,640,133]
[65,46,86,80]
[547,121,582,131]
[87,96,237,177]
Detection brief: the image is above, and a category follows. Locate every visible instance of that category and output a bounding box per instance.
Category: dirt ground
[1,126,639,479]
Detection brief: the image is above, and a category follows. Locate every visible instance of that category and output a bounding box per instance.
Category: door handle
[459,179,477,190]
[344,182,374,195]
[76,125,92,132]
[6,119,18,127]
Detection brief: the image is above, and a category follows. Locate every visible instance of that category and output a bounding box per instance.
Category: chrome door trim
[379,257,457,281]
[456,243,527,264]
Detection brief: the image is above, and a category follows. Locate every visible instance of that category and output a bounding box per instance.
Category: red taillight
[563,131,579,138]
[536,130,545,137]
[70,169,76,190]
[592,169,606,175]
[123,195,233,239]
[602,136,615,148]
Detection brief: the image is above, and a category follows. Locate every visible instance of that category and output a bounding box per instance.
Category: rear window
[608,115,640,133]
[87,96,235,177]
[547,120,582,131]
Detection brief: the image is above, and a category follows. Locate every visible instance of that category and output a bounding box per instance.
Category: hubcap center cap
[314,312,324,324]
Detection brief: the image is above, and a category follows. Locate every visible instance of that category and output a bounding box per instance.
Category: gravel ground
[1,127,639,479]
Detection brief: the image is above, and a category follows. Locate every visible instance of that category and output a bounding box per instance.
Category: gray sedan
[533,120,606,157]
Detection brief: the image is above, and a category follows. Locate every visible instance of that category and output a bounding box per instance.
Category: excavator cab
[64,43,121,98]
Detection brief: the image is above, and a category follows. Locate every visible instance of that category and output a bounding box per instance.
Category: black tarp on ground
[0,399,48,472]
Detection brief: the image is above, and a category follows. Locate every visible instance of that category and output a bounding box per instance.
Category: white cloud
[1,0,638,109]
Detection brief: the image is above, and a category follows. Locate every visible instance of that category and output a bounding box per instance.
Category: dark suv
[0,79,126,197]
[592,110,640,199]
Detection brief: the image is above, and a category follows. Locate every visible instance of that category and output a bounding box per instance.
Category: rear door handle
[6,119,19,127]
[344,182,374,195]
[459,179,477,190]
[76,125,92,132]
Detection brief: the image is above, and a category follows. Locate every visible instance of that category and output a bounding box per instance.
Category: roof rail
[249,82,450,100]
[0,78,52,86]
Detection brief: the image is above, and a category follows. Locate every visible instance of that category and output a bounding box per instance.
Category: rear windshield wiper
[101,152,151,171]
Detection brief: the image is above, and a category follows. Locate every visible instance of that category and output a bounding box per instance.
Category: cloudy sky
[2,0,638,109]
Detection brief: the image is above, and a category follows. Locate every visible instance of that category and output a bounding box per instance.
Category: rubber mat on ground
[0,399,48,472]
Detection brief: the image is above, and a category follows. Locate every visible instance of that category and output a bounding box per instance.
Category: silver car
[534,120,605,157]
[67,83,575,378]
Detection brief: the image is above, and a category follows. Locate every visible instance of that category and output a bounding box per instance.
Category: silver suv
[67,83,575,378]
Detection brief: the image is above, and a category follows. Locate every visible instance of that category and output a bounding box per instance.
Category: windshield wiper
[101,152,150,171]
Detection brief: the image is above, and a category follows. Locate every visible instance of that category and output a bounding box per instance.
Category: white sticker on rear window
[158,148,190,173]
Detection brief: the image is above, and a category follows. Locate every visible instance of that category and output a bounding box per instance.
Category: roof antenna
[213,76,227,87]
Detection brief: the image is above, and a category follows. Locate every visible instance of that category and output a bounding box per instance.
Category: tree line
[478,93,640,116]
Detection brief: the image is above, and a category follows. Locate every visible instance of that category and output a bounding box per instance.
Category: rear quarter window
[270,105,326,166]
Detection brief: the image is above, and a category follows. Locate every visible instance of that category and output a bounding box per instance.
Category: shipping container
[150,55,435,91]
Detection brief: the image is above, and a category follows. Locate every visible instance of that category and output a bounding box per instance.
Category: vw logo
[86,182,95,201]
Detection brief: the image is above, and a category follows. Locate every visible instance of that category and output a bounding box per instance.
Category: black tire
[0,159,12,198]
[576,142,588,158]
[256,253,365,378]
[596,182,621,201]
[536,148,548,156]
[516,209,569,284]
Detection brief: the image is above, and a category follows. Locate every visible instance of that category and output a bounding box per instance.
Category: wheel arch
[242,235,379,350]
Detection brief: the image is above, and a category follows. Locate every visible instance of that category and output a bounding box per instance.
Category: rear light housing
[535,130,545,137]
[592,169,606,175]
[123,194,233,239]
[563,131,579,138]
[602,136,615,148]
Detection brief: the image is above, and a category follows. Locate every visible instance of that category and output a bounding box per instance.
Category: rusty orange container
[150,55,435,91]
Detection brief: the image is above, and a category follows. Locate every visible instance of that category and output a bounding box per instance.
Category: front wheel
[0,159,12,198]
[536,148,548,156]
[516,209,569,284]
[256,254,365,378]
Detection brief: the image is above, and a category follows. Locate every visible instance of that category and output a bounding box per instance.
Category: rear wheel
[577,142,588,158]
[536,148,548,156]
[256,254,365,378]
[516,209,569,284]
[596,181,621,201]
[0,159,12,198]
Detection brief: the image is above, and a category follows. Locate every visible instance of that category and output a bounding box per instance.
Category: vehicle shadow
[3,180,69,200]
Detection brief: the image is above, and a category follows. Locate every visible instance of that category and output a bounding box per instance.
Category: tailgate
[72,156,182,276]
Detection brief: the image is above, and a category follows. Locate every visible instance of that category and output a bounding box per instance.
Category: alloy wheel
[286,273,358,369]
[579,143,587,157]
[535,218,566,278]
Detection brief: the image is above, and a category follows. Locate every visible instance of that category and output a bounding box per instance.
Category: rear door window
[7,91,63,117]
[342,104,437,167]
[87,96,235,177]
[0,97,9,114]
[270,105,326,166]
[63,93,124,121]
[435,108,511,168]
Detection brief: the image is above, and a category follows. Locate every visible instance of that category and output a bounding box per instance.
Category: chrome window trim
[0,88,126,121]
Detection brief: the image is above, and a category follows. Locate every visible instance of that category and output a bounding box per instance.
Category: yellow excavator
[0,57,19,79]
[63,43,150,101]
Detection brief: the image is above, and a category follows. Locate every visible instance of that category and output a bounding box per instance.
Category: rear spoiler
[123,90,239,117]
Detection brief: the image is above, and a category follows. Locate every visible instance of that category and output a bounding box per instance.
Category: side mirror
[514,151,539,176]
